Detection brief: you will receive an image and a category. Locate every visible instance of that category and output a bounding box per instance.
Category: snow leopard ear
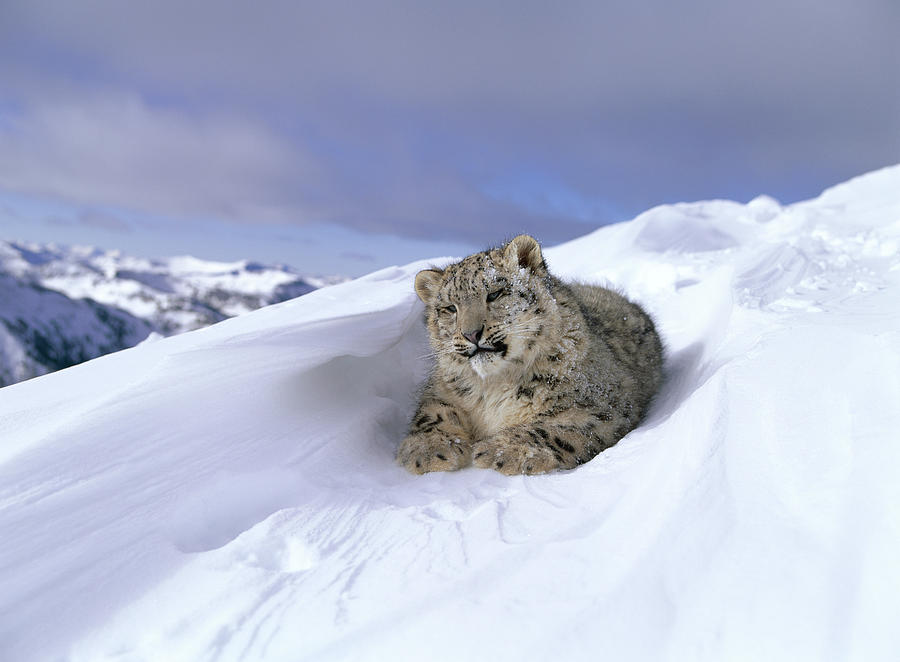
[414,268,444,303]
[504,235,545,273]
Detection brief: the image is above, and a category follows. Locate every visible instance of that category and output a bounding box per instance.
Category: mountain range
[0,240,342,386]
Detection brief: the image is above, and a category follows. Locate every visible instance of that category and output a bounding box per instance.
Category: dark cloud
[0,0,897,245]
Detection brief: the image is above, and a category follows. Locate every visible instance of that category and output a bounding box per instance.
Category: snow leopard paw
[472,435,559,476]
[397,432,472,474]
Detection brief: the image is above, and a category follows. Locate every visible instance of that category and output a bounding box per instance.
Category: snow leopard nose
[462,326,484,345]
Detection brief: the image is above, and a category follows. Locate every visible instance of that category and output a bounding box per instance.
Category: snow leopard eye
[486,289,505,302]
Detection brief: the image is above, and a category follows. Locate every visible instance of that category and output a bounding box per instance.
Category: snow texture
[1,166,899,661]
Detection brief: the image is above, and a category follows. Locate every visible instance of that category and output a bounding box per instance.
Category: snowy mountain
[0,241,343,385]
[1,165,899,661]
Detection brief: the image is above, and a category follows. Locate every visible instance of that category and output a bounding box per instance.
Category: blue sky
[1,1,898,276]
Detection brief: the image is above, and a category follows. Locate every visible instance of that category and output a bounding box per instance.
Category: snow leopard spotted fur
[397,234,663,475]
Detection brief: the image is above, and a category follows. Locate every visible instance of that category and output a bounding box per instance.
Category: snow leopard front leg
[397,389,474,474]
[472,407,625,476]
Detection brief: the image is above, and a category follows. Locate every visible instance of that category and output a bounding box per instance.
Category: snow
[1,165,899,661]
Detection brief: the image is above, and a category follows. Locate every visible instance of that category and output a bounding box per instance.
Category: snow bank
[1,166,899,661]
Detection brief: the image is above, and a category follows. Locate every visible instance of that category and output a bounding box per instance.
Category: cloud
[0,1,897,246]
[0,94,313,222]
[7,1,895,117]
[0,92,590,244]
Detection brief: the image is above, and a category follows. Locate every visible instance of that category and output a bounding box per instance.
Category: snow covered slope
[0,241,343,385]
[1,166,899,661]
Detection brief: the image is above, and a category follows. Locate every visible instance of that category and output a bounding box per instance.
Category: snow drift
[1,166,899,661]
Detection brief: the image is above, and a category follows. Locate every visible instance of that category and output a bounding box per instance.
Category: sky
[1,1,898,276]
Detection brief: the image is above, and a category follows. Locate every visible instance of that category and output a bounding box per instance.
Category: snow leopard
[397,234,663,475]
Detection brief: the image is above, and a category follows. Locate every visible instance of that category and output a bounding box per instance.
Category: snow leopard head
[414,235,559,378]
